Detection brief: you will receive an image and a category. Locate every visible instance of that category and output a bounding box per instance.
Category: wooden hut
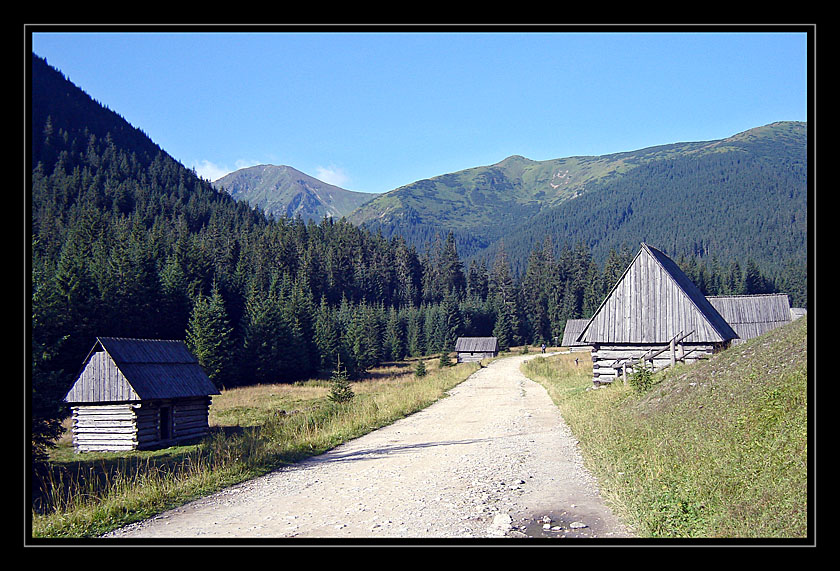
[577,243,738,386]
[560,319,592,352]
[64,337,221,452]
[790,307,807,321]
[455,337,499,363]
[707,293,792,345]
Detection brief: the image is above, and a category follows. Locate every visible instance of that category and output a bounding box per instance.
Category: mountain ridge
[212,164,380,222]
[350,120,805,228]
[212,122,806,297]
[345,121,807,278]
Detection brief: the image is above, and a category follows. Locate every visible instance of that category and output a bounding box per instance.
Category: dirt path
[103,353,632,542]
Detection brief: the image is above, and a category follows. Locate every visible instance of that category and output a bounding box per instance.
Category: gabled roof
[561,319,590,347]
[65,337,220,403]
[577,243,738,345]
[455,337,499,352]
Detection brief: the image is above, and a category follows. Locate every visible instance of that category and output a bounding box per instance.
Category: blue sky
[30,27,810,194]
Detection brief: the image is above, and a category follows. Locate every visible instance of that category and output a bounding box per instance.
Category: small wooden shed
[455,337,499,363]
[64,337,221,452]
[707,293,793,345]
[577,243,738,385]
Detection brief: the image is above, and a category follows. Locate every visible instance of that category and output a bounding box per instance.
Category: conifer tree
[440,289,463,350]
[405,306,424,357]
[314,297,340,373]
[328,356,354,404]
[492,305,514,352]
[240,281,286,384]
[384,306,406,361]
[467,258,489,301]
[157,252,192,338]
[440,231,466,298]
[489,245,519,347]
[186,283,234,390]
[742,259,766,294]
[31,254,69,465]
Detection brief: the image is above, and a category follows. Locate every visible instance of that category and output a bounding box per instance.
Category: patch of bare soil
[103,354,631,543]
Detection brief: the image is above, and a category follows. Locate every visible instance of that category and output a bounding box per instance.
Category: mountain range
[216,121,808,279]
[30,50,807,304]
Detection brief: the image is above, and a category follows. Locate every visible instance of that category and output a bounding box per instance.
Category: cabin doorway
[160,406,172,440]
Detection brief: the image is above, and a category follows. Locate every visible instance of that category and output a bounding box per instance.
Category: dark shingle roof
[65,337,220,403]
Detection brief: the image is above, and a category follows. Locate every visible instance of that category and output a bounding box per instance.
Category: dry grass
[32,356,478,539]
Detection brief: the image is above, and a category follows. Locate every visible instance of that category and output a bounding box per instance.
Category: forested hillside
[29,53,798,462]
[350,123,808,308]
[479,124,808,306]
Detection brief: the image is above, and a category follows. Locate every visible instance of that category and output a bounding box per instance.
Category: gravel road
[103,353,632,543]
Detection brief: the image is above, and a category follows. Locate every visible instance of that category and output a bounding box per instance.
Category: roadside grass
[522,317,808,539]
[31,355,479,539]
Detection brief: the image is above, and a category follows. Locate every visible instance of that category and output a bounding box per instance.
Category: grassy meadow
[31,355,480,539]
[522,316,809,539]
[30,319,810,541]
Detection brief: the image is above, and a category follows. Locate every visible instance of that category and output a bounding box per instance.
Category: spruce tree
[240,281,286,384]
[314,297,340,374]
[406,306,424,357]
[493,305,514,352]
[384,306,406,361]
[328,356,354,403]
[440,231,466,297]
[440,289,463,350]
[186,283,234,390]
[742,259,766,294]
[489,246,519,348]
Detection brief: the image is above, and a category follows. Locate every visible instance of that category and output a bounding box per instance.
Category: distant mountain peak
[213,164,379,222]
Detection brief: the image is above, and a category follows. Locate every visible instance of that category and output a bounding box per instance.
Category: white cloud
[193,160,232,182]
[315,165,351,188]
[193,159,260,182]
[235,159,260,170]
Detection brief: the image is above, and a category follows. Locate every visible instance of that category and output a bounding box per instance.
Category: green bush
[629,364,655,394]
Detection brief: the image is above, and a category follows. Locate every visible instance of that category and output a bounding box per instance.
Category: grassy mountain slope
[487,122,808,274]
[213,164,379,222]
[349,122,807,281]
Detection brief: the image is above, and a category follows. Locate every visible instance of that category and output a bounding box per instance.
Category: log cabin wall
[589,343,721,384]
[69,403,139,453]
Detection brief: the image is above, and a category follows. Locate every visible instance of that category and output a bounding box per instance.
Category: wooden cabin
[455,337,499,363]
[707,293,793,345]
[791,307,807,321]
[560,319,592,352]
[64,337,221,452]
[576,243,738,386]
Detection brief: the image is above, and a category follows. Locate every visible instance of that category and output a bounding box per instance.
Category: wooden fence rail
[610,330,696,384]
